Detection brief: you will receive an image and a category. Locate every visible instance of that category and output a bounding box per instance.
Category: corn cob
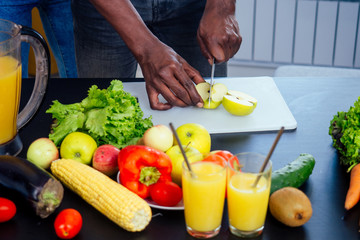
[50,158,152,232]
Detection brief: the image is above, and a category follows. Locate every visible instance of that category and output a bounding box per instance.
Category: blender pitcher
[0,19,50,156]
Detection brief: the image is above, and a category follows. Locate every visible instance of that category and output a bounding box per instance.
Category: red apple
[92,144,120,176]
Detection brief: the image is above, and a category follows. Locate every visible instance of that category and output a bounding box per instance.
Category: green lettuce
[329,96,360,171]
[46,80,153,149]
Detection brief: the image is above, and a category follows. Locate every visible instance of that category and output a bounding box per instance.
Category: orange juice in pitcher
[0,56,22,144]
[0,19,49,155]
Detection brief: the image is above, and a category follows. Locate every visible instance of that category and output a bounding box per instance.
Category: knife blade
[208,58,215,107]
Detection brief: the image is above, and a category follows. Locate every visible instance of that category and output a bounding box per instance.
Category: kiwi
[269,187,312,227]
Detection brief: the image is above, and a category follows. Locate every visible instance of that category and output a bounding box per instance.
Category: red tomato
[202,154,227,167]
[210,150,239,167]
[211,150,234,161]
[150,181,182,207]
[0,197,16,223]
[54,209,83,239]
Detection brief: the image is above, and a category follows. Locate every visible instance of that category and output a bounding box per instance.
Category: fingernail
[196,102,203,108]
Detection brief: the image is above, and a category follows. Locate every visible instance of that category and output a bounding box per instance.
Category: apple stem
[184,142,191,151]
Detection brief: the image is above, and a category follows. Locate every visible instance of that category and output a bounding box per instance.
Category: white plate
[116,172,184,210]
[146,198,184,211]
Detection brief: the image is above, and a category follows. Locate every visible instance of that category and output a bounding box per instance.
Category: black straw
[169,123,193,172]
[253,126,285,188]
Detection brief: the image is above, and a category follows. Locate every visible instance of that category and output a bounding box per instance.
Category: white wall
[231,0,360,69]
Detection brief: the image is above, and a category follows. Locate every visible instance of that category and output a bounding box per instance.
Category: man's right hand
[139,41,205,110]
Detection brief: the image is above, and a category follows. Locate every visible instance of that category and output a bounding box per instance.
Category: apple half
[195,82,228,109]
[222,90,258,116]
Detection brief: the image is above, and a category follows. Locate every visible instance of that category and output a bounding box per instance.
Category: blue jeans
[71,0,227,78]
[0,0,78,78]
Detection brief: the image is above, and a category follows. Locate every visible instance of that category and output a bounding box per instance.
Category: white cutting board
[122,77,297,134]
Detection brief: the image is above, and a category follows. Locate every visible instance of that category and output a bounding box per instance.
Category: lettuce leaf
[46,80,153,148]
[329,96,360,171]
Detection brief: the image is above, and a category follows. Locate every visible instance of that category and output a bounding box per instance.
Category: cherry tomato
[202,154,227,167]
[54,209,83,239]
[0,197,16,223]
[150,181,182,207]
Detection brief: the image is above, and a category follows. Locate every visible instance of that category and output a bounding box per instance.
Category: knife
[208,58,215,107]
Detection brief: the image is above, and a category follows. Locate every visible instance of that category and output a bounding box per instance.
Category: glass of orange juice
[227,152,272,238]
[0,19,49,155]
[182,159,227,238]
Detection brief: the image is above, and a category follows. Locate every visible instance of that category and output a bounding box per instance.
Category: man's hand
[197,0,242,64]
[139,42,205,110]
[89,0,206,110]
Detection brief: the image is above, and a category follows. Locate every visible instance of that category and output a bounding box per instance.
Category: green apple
[143,124,173,152]
[166,145,203,185]
[222,90,258,116]
[60,132,97,165]
[174,123,211,154]
[27,138,59,169]
[195,82,228,109]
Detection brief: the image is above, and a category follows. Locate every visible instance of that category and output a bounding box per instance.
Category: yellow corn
[50,158,152,232]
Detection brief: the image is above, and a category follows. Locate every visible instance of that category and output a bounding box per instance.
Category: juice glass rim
[228,152,272,175]
[182,159,227,178]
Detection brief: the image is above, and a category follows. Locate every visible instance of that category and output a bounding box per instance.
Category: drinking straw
[169,123,193,172]
[252,126,285,188]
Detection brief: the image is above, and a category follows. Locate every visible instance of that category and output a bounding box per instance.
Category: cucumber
[270,153,315,194]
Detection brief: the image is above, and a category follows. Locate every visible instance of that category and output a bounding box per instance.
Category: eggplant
[0,155,64,218]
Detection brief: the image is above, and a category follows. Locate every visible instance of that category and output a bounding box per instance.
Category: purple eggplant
[0,155,63,218]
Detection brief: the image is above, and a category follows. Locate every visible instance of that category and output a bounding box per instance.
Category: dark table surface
[1,77,360,240]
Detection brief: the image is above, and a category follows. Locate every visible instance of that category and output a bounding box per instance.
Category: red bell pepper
[118,145,172,199]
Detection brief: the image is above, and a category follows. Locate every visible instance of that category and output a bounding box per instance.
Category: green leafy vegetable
[46,80,153,149]
[329,96,360,171]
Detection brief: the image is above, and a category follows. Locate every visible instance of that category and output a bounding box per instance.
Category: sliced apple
[195,82,228,109]
[195,82,210,102]
[210,83,228,102]
[222,90,258,116]
[202,99,222,109]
